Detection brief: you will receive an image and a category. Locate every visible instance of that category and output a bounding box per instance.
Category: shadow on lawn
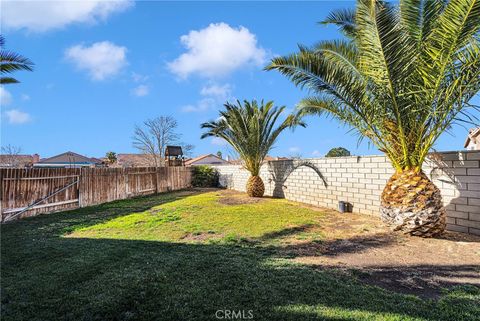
[274,232,398,258]
[1,190,479,321]
[346,263,480,299]
[258,224,315,241]
[2,237,479,321]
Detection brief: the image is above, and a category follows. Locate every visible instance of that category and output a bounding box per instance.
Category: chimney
[32,153,40,163]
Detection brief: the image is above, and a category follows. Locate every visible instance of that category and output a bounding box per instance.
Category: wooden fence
[0,167,192,222]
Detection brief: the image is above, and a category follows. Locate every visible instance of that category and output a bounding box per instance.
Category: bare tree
[180,143,195,158]
[132,116,181,166]
[1,144,22,167]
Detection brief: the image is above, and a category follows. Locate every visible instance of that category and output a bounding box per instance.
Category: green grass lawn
[1,189,479,321]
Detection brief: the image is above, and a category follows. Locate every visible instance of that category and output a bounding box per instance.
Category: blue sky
[1,0,478,159]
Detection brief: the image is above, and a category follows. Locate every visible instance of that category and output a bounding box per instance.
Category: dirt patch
[352,264,480,299]
[149,208,164,215]
[274,209,480,299]
[180,231,224,242]
[216,189,266,205]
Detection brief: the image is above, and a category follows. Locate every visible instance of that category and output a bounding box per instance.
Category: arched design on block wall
[267,160,327,198]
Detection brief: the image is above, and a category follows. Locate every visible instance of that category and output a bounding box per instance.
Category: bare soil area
[280,206,480,299]
[216,189,266,205]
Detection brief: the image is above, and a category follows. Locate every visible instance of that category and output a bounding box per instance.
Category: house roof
[184,154,226,166]
[264,155,291,161]
[464,127,480,148]
[37,151,101,164]
[165,146,183,156]
[116,153,154,167]
[89,157,105,164]
[0,154,35,167]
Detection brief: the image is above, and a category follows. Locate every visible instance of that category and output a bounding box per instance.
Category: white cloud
[65,41,127,80]
[181,98,215,113]
[4,109,32,124]
[289,146,300,153]
[168,22,267,79]
[200,83,232,100]
[1,0,133,32]
[182,83,233,113]
[21,94,30,101]
[181,104,197,113]
[312,150,322,157]
[131,72,149,83]
[131,84,149,97]
[211,137,227,146]
[0,87,13,105]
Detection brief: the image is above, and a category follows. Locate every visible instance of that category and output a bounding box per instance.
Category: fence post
[78,168,83,207]
[125,168,129,198]
[0,169,4,221]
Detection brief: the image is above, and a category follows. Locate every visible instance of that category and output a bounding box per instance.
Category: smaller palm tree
[105,151,117,165]
[201,100,305,197]
[1,35,34,84]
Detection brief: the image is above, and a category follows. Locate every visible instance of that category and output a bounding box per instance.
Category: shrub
[326,147,351,157]
[191,165,219,187]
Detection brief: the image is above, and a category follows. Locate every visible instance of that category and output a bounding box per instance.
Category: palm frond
[0,77,19,84]
[320,8,357,38]
[0,35,34,84]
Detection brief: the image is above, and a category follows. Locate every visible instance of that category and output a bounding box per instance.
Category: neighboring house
[185,154,229,166]
[115,153,155,168]
[33,151,103,168]
[264,155,291,162]
[464,127,480,150]
[0,154,40,168]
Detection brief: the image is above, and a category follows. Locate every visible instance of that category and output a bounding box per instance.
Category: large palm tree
[201,100,305,197]
[267,0,480,237]
[1,35,34,84]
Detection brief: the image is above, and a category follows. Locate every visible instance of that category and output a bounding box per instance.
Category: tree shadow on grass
[270,232,398,259]
[2,238,479,321]
[257,224,316,241]
[2,190,479,321]
[344,264,480,300]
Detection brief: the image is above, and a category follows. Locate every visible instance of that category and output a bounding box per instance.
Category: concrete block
[468,198,480,206]
[456,219,480,229]
[446,210,469,219]
[468,227,480,236]
[446,224,468,233]
[453,161,479,168]
[468,183,480,191]
[469,213,480,222]
[455,176,480,184]
[467,168,480,176]
[466,152,480,160]
[455,204,480,213]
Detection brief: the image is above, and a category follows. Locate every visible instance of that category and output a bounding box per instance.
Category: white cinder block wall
[212,151,480,235]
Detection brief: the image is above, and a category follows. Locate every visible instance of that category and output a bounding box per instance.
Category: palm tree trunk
[246,176,265,197]
[380,170,446,237]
